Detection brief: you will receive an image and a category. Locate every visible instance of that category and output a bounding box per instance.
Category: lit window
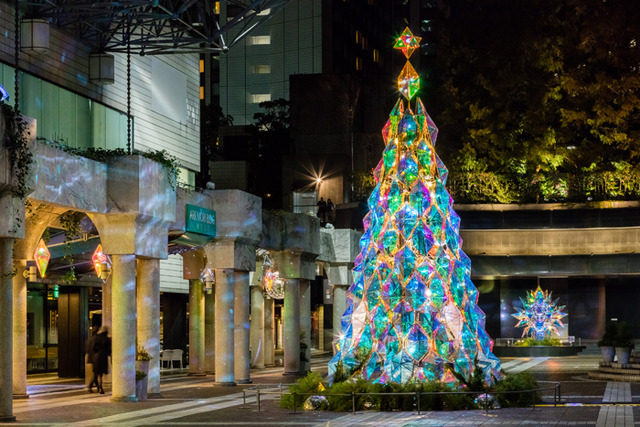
[355,30,361,44]
[215,2,220,15]
[199,59,204,73]
[257,8,271,16]
[362,37,368,50]
[199,86,204,100]
[373,49,379,63]
[251,94,271,103]
[253,65,271,74]
[355,57,362,71]
[250,35,271,45]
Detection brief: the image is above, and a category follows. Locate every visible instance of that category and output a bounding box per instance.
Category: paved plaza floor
[2,350,639,426]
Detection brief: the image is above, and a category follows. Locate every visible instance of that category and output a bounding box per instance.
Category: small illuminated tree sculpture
[512,285,566,340]
[328,28,501,385]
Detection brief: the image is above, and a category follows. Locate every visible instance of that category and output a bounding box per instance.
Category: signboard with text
[185,204,216,237]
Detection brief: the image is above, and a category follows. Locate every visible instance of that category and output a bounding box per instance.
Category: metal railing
[241,383,562,415]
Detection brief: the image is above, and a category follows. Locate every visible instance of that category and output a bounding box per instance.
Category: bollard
[293,392,297,414]
[257,389,261,412]
[243,390,246,406]
[532,390,536,410]
[352,392,356,414]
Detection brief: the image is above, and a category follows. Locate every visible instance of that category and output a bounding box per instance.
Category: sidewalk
[3,352,637,426]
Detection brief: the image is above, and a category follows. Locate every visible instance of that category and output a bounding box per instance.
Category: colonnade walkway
[4,352,640,426]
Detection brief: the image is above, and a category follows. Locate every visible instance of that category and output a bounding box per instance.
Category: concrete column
[299,279,311,373]
[136,258,161,396]
[102,276,112,329]
[204,290,215,374]
[0,238,15,421]
[188,279,206,375]
[250,285,265,369]
[264,296,275,367]
[111,254,137,402]
[234,271,251,383]
[214,268,235,385]
[283,278,300,375]
[13,260,28,398]
[333,284,348,353]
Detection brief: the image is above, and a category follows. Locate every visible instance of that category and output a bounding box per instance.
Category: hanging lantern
[263,269,285,299]
[21,19,50,53]
[92,244,112,283]
[89,53,115,85]
[33,239,50,278]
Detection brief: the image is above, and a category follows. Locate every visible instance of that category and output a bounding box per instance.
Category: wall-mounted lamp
[23,266,37,282]
[21,19,50,53]
[99,261,111,281]
[89,53,115,85]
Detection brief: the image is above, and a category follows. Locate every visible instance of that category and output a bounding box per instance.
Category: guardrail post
[257,389,261,411]
[532,390,536,410]
[352,392,356,414]
[293,392,297,414]
[243,389,246,406]
[417,391,421,415]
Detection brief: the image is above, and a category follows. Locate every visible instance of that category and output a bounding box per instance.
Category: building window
[199,59,204,73]
[215,1,220,14]
[253,65,271,74]
[361,37,368,51]
[257,8,271,16]
[373,49,379,63]
[250,35,271,45]
[200,86,204,100]
[355,30,361,44]
[355,57,362,71]
[251,94,271,103]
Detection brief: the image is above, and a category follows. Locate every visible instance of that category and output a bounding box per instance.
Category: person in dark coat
[92,326,111,394]
[86,326,99,393]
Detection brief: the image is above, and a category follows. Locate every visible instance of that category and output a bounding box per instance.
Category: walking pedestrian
[92,326,111,394]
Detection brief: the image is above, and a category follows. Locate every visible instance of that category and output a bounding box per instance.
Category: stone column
[264,296,275,367]
[111,254,137,401]
[234,271,251,383]
[250,285,265,369]
[299,279,311,373]
[188,279,206,375]
[102,276,112,329]
[214,268,235,385]
[283,278,300,375]
[333,284,349,351]
[0,238,15,421]
[136,258,161,396]
[13,260,28,399]
[204,290,215,374]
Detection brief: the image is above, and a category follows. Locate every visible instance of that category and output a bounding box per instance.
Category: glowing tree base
[328,28,500,386]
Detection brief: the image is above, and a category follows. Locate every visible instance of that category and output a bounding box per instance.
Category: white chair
[171,349,184,369]
[160,349,174,370]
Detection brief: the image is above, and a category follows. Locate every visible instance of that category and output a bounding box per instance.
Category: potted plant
[136,343,153,375]
[598,322,617,363]
[614,321,634,365]
[135,370,148,401]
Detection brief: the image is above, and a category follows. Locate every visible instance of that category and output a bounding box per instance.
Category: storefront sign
[186,204,216,237]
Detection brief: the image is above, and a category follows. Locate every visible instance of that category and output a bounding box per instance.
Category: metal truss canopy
[17,0,290,55]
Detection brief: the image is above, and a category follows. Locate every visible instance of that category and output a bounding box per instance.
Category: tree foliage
[434,0,640,203]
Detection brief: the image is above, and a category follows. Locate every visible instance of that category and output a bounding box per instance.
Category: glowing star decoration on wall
[92,244,112,283]
[512,285,567,340]
[328,27,501,387]
[33,239,50,278]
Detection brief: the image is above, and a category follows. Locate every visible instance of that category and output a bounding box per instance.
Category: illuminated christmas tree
[512,285,566,340]
[328,28,500,385]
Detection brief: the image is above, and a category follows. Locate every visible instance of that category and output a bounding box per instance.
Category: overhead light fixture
[89,53,115,85]
[20,19,50,53]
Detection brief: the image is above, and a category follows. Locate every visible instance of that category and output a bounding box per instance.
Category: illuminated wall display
[512,285,567,340]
